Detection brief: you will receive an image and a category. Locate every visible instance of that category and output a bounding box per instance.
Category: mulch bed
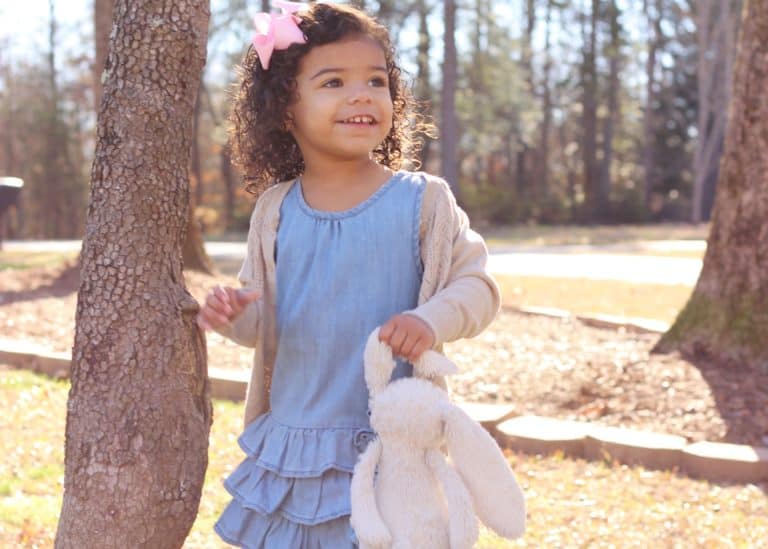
[1,261,767,447]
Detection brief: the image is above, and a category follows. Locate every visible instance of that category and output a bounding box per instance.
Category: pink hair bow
[252,1,308,70]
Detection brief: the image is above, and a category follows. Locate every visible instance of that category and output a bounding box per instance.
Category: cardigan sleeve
[212,200,263,348]
[405,177,501,345]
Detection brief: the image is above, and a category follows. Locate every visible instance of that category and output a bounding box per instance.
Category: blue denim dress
[214,171,424,548]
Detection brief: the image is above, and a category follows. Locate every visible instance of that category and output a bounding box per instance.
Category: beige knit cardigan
[216,172,500,428]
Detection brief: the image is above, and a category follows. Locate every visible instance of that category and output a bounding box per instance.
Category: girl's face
[287,36,394,167]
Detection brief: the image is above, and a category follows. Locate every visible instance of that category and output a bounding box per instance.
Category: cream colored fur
[350,329,526,549]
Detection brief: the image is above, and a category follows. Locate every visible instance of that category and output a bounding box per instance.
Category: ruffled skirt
[214,413,374,548]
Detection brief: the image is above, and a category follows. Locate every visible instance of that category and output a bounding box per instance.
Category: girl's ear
[283,112,294,131]
[363,328,396,398]
[442,404,526,540]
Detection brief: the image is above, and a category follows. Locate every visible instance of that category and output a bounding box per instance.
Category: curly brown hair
[228,2,434,196]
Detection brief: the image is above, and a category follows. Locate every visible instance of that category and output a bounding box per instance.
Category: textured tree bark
[55,1,213,547]
[654,0,768,372]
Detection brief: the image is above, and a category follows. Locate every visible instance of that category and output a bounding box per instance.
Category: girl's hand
[196,286,261,331]
[378,314,436,363]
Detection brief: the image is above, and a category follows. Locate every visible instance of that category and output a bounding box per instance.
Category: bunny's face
[369,377,448,449]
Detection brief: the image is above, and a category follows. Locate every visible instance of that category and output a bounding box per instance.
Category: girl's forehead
[298,36,387,75]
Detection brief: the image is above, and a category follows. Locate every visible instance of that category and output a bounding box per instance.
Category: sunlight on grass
[496,275,693,324]
[1,369,765,548]
[0,251,77,271]
[482,223,709,248]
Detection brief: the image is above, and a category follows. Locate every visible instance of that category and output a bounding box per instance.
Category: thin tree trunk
[45,0,64,236]
[441,0,460,198]
[581,0,600,221]
[184,79,214,274]
[415,0,432,169]
[600,0,621,215]
[691,0,741,223]
[654,0,768,372]
[200,81,237,230]
[643,0,662,211]
[55,1,213,547]
[540,0,553,196]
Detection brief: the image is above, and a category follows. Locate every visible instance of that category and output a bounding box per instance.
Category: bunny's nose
[353,429,375,452]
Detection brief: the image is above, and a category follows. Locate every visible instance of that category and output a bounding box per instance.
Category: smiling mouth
[339,115,378,125]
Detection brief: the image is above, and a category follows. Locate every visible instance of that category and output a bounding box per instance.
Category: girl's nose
[346,84,373,104]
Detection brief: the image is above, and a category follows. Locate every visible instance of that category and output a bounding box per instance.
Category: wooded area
[0,0,742,237]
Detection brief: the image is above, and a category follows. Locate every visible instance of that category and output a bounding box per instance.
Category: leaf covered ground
[0,368,766,548]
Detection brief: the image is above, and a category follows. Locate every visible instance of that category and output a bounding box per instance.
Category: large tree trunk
[654,0,768,372]
[55,1,213,547]
[440,0,460,198]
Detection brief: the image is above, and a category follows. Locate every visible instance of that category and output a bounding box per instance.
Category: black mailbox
[0,177,23,216]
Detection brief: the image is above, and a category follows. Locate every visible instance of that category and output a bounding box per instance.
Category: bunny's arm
[425,449,478,549]
[350,437,391,548]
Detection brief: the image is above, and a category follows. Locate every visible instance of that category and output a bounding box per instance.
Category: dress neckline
[295,170,401,220]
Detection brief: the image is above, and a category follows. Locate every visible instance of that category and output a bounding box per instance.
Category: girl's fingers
[388,327,407,355]
[206,293,232,317]
[200,306,230,327]
[400,333,418,360]
[378,320,395,342]
[213,286,234,315]
[234,288,261,306]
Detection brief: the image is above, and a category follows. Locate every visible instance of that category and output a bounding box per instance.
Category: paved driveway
[2,239,703,286]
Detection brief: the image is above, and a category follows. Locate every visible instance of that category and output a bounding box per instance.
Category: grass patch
[482,223,709,248]
[496,275,693,324]
[1,369,765,547]
[0,251,77,271]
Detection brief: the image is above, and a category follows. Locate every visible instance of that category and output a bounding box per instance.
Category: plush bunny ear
[442,403,526,539]
[363,328,397,398]
[413,349,460,379]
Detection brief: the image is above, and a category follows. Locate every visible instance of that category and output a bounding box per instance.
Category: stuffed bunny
[350,329,526,549]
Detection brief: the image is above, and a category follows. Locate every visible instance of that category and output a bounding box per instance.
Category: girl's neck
[299,158,394,212]
[301,157,388,189]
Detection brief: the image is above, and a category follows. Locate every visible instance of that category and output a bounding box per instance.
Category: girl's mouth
[339,115,377,125]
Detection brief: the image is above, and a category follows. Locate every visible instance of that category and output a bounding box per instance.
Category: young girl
[197,2,500,547]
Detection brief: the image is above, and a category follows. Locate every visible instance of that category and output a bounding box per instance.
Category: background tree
[440,0,460,197]
[0,0,744,232]
[55,1,213,547]
[654,0,768,372]
[691,0,742,223]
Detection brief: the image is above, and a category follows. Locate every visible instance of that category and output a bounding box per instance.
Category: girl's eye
[369,76,387,87]
[322,78,342,88]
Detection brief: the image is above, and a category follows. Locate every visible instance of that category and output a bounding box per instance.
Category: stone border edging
[2,315,767,484]
[506,305,670,334]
